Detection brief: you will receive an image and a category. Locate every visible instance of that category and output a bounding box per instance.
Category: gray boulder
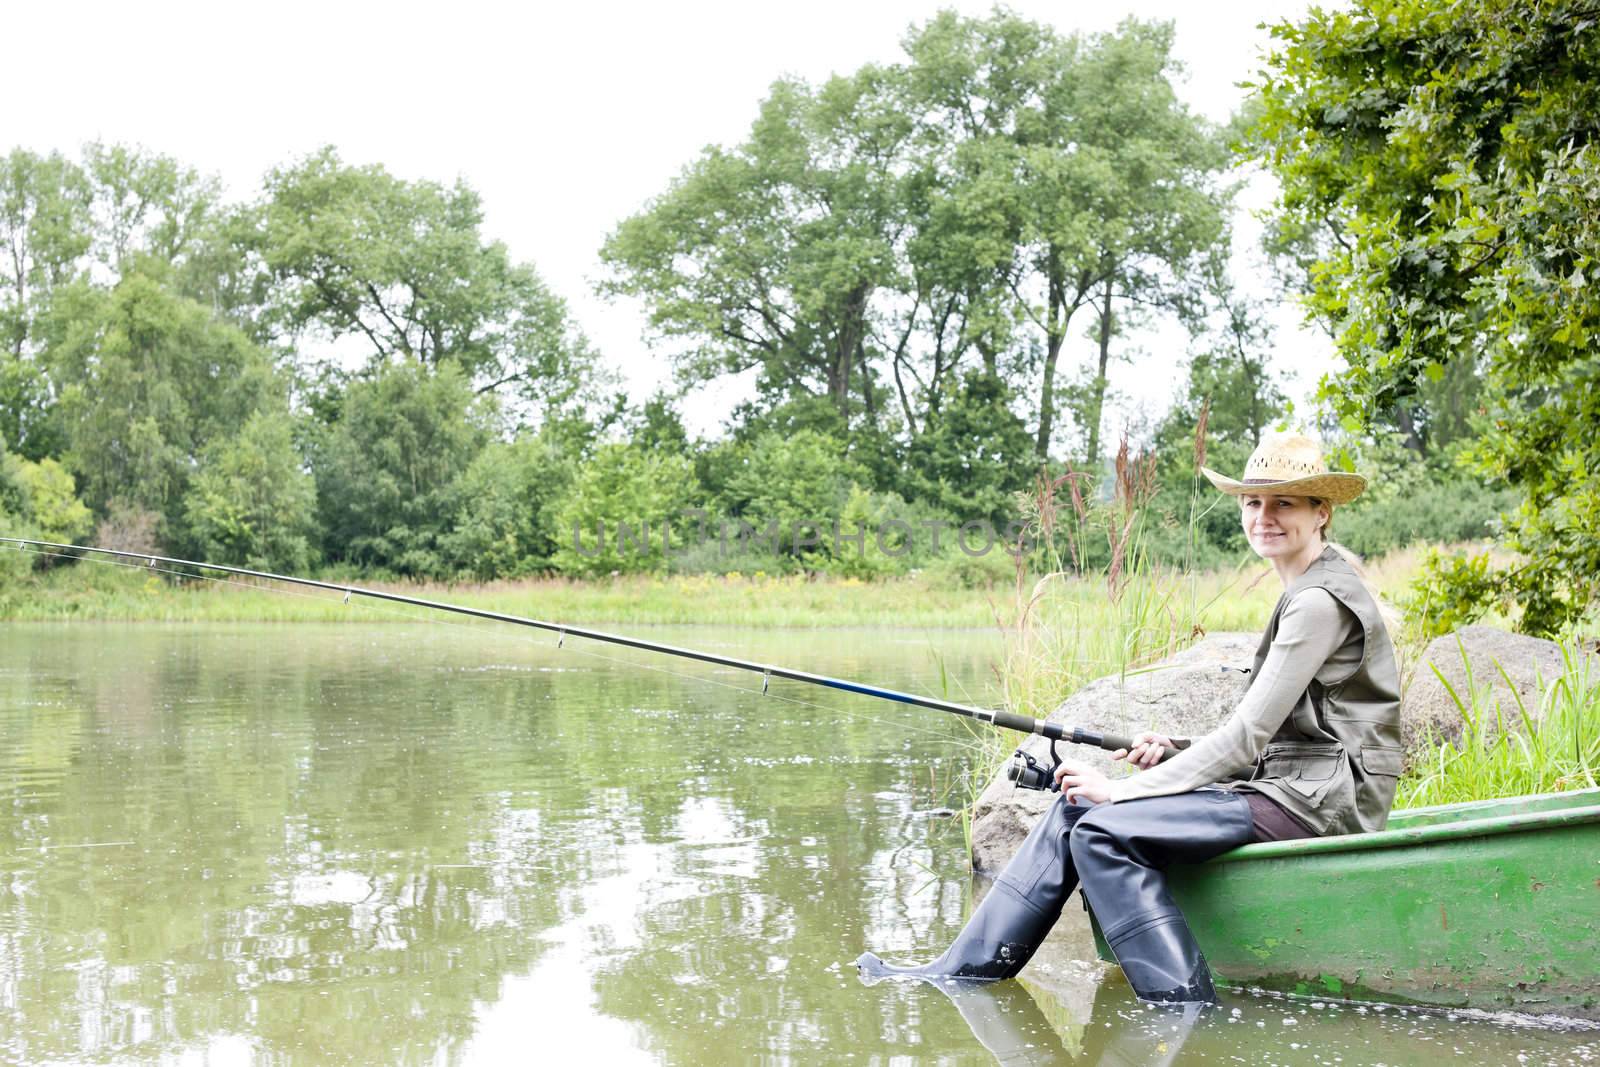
[970,632,1258,875]
[1402,625,1594,751]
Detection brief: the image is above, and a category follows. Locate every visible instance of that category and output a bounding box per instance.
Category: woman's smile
[1241,494,1329,574]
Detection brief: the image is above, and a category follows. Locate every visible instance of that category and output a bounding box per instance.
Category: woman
[857,433,1404,1005]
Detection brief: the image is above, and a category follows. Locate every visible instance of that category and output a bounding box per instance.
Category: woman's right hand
[1112,732,1176,770]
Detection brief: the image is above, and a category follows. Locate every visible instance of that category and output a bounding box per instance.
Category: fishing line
[1,541,978,748]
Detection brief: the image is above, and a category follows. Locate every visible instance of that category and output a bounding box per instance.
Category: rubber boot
[1100,908,1217,1005]
[856,796,1094,981]
[1069,790,1254,1005]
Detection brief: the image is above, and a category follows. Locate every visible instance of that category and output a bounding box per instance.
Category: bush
[1402,548,1508,640]
[550,443,703,576]
[182,410,317,571]
[1335,475,1516,559]
[438,431,578,579]
[2,453,93,546]
[0,450,95,581]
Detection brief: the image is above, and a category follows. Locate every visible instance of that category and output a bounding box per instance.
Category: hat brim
[1200,467,1367,506]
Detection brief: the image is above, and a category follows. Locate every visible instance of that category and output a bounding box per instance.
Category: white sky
[7,0,1333,443]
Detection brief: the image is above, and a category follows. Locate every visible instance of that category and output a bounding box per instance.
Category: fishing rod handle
[990,708,1185,763]
[1082,729,1185,764]
[1050,723,1185,763]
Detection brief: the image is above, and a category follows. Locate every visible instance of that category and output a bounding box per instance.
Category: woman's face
[1240,494,1327,561]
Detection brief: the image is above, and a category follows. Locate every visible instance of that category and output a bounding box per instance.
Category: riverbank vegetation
[1399,642,1600,807]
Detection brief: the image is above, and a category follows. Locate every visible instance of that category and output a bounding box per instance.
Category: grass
[1396,639,1600,808]
[0,554,1011,629]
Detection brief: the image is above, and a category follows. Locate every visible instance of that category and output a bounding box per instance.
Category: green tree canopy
[46,269,280,537]
[1250,0,1600,632]
[438,429,580,580]
[551,443,702,576]
[314,357,495,575]
[602,11,1230,479]
[258,148,609,424]
[183,408,318,571]
[903,370,1036,523]
[0,448,93,550]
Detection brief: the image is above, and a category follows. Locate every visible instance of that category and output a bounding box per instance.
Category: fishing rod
[0,537,1181,787]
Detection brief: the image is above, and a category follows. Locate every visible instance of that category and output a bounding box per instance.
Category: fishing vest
[1236,547,1405,836]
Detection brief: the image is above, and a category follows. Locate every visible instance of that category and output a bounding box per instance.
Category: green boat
[1091,786,1600,1019]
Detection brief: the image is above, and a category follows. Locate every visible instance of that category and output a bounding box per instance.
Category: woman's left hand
[1052,759,1113,805]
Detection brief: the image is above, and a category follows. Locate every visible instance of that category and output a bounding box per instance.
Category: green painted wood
[1091,787,1600,1018]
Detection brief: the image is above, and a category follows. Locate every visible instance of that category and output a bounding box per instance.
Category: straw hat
[1201,433,1367,505]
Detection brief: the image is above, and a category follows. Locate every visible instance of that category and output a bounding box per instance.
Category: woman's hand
[1052,759,1113,805]
[1112,731,1176,770]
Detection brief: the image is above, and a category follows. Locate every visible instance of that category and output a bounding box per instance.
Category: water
[0,623,1594,1065]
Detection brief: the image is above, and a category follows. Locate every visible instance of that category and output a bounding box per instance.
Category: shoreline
[0,565,1018,630]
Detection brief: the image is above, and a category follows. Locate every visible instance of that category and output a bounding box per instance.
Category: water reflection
[862,948,1600,1067]
[925,979,1202,1067]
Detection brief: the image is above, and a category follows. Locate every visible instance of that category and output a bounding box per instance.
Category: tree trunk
[829,284,870,430]
[858,341,876,419]
[1035,272,1067,459]
[1084,277,1114,469]
[1394,404,1426,456]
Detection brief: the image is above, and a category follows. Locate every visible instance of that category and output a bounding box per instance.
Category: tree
[46,269,282,537]
[602,13,1230,471]
[1013,19,1227,464]
[712,428,872,568]
[0,149,91,459]
[903,370,1036,523]
[258,148,608,423]
[600,71,909,429]
[81,141,221,273]
[314,357,495,575]
[438,429,580,579]
[550,443,702,576]
[899,13,1228,463]
[1,144,239,462]
[0,448,93,546]
[182,408,317,571]
[1250,0,1600,633]
[627,392,690,455]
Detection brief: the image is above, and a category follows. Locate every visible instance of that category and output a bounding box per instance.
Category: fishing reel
[1006,739,1062,792]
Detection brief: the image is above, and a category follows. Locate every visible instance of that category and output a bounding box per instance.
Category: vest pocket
[1259,742,1344,799]
[1360,744,1404,777]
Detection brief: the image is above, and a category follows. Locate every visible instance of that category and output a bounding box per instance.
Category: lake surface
[1,622,1594,1065]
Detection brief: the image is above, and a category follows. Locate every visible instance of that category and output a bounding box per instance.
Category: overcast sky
[8,0,1330,441]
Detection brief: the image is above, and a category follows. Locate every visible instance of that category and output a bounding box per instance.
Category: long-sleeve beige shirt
[1105,587,1359,803]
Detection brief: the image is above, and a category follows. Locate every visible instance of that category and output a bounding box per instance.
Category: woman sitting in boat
[858,433,1405,1005]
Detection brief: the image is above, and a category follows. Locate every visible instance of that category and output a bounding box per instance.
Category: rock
[1402,625,1595,751]
[969,633,1258,875]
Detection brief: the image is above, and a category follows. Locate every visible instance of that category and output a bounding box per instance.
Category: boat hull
[1092,788,1600,1019]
